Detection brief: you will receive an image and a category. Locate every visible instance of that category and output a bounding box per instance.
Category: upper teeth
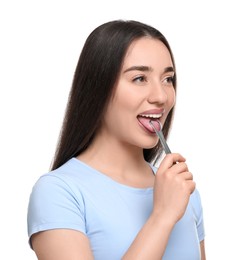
[139,114,162,118]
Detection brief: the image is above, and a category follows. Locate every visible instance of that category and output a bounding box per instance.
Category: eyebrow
[123,65,175,74]
[164,66,175,74]
[124,65,152,73]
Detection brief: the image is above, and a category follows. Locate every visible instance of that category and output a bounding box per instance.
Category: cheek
[103,92,136,136]
[104,94,130,128]
[167,87,176,110]
[112,87,137,114]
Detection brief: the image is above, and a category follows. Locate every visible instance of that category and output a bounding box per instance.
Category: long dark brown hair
[51,19,177,170]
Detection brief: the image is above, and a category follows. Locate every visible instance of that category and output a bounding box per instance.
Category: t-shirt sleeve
[190,189,205,242]
[27,174,86,246]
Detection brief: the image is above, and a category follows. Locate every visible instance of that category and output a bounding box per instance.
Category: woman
[27,20,206,259]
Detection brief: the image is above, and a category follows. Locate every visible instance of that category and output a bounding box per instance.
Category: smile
[138,113,162,119]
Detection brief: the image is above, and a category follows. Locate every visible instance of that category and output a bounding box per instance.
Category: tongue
[138,117,161,132]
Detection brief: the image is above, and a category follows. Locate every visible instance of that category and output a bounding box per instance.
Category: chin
[141,140,158,149]
[143,145,157,150]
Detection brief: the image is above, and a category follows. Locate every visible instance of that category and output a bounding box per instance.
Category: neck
[79,134,145,171]
[77,132,154,188]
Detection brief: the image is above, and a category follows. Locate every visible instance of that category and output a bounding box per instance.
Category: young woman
[27,20,206,259]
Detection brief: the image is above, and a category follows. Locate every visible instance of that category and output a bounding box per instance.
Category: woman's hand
[153,153,195,224]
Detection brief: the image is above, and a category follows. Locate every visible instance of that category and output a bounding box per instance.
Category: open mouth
[137,113,162,133]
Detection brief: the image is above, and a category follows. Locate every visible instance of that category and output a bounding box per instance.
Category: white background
[0,0,234,259]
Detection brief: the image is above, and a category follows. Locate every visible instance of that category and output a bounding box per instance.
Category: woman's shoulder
[190,188,203,207]
[35,158,94,184]
[189,188,204,223]
[30,158,91,199]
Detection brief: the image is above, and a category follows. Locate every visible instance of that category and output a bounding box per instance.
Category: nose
[147,81,168,105]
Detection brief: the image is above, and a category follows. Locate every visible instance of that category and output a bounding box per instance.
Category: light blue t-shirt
[27,158,205,259]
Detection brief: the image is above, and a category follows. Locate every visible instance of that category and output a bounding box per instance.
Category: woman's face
[101,37,176,149]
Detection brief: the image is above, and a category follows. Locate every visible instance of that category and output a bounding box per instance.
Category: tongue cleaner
[149,120,172,154]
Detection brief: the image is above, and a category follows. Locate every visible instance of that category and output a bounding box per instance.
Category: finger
[170,162,189,174]
[180,171,193,180]
[159,153,186,170]
[188,180,196,194]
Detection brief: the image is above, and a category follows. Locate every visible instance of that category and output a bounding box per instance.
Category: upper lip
[138,108,165,118]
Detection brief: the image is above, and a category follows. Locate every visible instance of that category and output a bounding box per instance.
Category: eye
[133,75,147,83]
[163,75,174,85]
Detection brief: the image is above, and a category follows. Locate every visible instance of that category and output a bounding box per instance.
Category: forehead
[122,37,173,70]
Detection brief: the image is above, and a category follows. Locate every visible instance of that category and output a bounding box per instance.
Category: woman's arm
[200,240,206,260]
[123,153,196,259]
[122,213,175,259]
[31,229,94,260]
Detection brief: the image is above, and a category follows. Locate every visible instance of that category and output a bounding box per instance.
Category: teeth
[139,114,162,118]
